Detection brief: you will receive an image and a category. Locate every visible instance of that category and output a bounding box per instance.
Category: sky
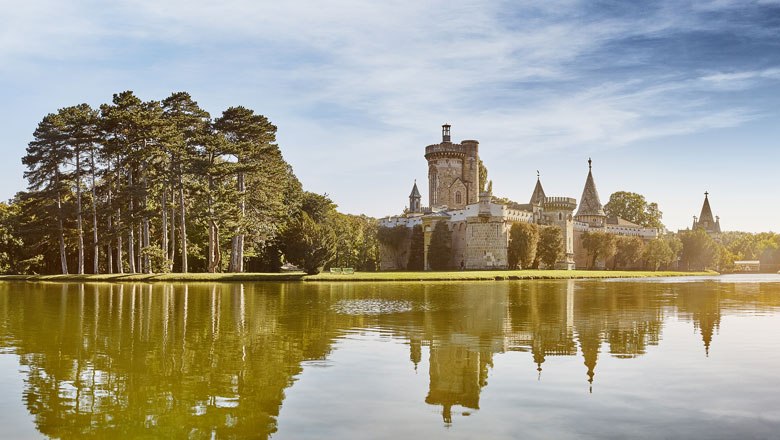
[1,0,779,232]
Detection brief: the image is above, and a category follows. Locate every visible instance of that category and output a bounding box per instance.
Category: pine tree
[22,113,71,274]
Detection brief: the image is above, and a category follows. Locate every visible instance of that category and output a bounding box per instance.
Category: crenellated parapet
[543,197,577,211]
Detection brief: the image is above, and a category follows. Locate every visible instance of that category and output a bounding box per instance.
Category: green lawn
[0,269,716,283]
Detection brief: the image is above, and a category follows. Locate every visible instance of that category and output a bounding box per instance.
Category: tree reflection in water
[0,279,778,437]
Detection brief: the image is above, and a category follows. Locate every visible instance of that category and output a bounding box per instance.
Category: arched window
[559,213,563,221]
[455,191,462,204]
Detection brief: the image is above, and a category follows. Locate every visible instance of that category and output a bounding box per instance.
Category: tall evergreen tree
[23,113,70,274]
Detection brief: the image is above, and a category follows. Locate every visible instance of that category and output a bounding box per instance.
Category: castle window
[455,191,462,204]
[559,213,563,221]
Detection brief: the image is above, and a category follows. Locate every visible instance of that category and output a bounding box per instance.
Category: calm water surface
[0,276,779,439]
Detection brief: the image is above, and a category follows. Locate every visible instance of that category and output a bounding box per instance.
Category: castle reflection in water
[0,279,778,438]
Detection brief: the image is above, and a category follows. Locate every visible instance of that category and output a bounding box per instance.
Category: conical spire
[408,180,422,213]
[575,158,606,218]
[698,192,715,224]
[409,180,421,198]
[694,191,720,233]
[529,170,546,205]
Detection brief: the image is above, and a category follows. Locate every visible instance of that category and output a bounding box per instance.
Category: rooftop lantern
[442,124,451,142]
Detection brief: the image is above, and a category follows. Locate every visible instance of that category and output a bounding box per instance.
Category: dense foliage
[581,230,617,269]
[427,221,452,270]
[9,91,377,275]
[604,191,664,229]
[536,225,564,269]
[508,222,538,269]
[407,225,425,271]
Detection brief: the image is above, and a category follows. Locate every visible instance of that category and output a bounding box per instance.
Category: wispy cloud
[1,0,779,229]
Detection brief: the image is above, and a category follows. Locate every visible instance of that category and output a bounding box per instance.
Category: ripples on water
[0,275,778,439]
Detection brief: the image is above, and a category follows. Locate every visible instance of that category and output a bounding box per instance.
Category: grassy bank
[0,270,716,283]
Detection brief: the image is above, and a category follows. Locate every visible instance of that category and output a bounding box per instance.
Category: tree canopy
[604,191,664,229]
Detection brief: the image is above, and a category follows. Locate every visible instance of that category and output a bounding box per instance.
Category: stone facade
[425,124,479,210]
[380,125,661,271]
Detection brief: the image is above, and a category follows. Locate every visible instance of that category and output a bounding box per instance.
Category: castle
[379,124,661,270]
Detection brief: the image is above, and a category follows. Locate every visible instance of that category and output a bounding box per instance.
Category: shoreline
[0,270,717,283]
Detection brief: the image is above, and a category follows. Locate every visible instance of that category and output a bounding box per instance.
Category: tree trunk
[209,220,221,273]
[170,192,176,272]
[178,164,188,273]
[55,170,69,275]
[229,171,245,273]
[137,223,143,273]
[162,188,168,263]
[140,160,150,274]
[90,151,99,274]
[127,170,136,273]
[76,152,85,274]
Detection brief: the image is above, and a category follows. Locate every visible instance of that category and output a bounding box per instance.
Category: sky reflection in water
[0,276,779,439]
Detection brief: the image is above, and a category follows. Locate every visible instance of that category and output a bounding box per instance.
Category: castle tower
[692,192,721,234]
[574,158,606,227]
[543,196,577,270]
[425,124,479,210]
[409,180,422,213]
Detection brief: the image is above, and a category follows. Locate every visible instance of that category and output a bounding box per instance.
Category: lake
[0,275,779,439]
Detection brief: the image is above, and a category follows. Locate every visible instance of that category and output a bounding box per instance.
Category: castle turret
[530,171,546,206]
[425,124,479,210]
[543,196,577,270]
[574,158,606,227]
[409,180,422,213]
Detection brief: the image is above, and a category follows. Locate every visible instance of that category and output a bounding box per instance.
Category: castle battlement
[425,143,472,157]
[543,197,577,210]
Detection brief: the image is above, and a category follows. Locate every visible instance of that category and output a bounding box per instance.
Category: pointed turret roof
[529,171,546,205]
[698,192,715,225]
[409,180,421,198]
[575,158,606,218]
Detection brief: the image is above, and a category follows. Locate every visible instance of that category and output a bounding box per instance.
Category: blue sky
[1,0,779,232]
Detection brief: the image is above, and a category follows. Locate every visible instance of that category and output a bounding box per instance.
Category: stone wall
[464,216,510,269]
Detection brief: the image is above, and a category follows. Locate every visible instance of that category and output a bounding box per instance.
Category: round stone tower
[424,124,480,210]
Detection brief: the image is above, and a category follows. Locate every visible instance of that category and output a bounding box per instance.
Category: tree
[162,92,211,273]
[614,236,645,269]
[537,225,563,269]
[508,222,538,269]
[643,238,674,271]
[282,212,336,274]
[378,225,411,269]
[604,191,664,229]
[407,224,424,271]
[214,106,282,273]
[581,230,617,269]
[679,229,718,271]
[22,113,70,274]
[60,104,101,274]
[427,221,452,270]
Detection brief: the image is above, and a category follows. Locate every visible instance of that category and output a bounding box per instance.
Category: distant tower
[425,124,479,210]
[574,158,606,227]
[692,192,721,234]
[543,196,577,269]
[529,171,546,206]
[409,180,422,213]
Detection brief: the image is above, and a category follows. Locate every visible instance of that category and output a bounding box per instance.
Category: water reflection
[0,278,778,438]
